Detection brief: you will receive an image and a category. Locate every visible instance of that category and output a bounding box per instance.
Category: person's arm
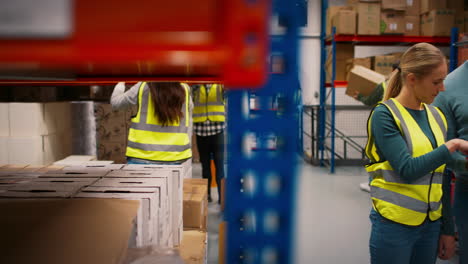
[371,106,453,183]
[110,82,141,110]
[438,167,456,260]
[357,83,384,106]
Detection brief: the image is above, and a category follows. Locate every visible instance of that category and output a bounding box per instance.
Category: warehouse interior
[0,0,467,263]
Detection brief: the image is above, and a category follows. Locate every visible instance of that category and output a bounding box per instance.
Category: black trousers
[196,132,225,201]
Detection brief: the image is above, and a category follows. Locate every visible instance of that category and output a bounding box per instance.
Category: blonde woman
[365,43,468,263]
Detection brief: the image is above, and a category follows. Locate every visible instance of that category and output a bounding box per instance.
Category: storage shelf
[326,34,451,45]
[325,81,347,87]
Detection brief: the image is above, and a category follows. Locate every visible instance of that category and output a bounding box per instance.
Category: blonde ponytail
[384,69,403,101]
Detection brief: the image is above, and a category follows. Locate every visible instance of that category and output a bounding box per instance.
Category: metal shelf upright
[225,0,302,263]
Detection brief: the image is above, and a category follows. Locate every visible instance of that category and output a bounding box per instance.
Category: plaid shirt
[193,120,225,137]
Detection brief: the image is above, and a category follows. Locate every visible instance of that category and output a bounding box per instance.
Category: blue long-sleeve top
[370,104,465,235]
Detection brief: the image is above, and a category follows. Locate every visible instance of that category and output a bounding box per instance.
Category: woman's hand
[438,234,456,260]
[445,139,468,155]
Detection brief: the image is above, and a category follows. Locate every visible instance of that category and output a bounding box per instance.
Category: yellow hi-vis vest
[126,82,192,162]
[193,84,225,123]
[365,98,448,226]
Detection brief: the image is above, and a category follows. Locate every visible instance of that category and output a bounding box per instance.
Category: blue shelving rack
[225,0,301,263]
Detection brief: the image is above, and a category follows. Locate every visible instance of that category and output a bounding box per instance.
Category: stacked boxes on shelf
[329,0,463,37]
[0,102,72,165]
[0,159,191,249]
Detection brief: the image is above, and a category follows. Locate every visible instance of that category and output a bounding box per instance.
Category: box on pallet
[421,9,455,36]
[346,65,386,97]
[77,186,160,247]
[357,2,381,35]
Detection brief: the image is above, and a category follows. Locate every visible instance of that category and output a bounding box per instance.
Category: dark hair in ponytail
[383,43,445,101]
[147,82,185,126]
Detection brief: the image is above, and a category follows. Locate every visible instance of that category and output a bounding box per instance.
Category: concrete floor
[192,161,459,264]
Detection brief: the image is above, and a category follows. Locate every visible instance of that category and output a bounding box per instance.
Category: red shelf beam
[326,35,450,45]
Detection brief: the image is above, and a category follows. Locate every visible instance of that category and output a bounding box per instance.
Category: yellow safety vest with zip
[193,84,225,123]
[365,98,448,226]
[126,82,192,162]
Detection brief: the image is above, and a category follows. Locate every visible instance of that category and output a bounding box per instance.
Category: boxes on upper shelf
[332,9,357,35]
[404,16,421,35]
[357,2,381,35]
[382,0,406,11]
[406,0,421,16]
[381,10,405,34]
[326,43,354,82]
[421,9,455,36]
[326,6,355,36]
[420,0,447,14]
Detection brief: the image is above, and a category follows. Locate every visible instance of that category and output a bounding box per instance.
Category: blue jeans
[454,179,468,264]
[370,209,441,264]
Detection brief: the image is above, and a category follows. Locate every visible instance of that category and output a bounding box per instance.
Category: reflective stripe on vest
[126,82,191,161]
[365,98,447,226]
[193,84,225,122]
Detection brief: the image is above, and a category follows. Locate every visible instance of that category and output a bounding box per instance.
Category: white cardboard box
[76,186,160,247]
[93,176,171,247]
[0,137,8,164]
[0,103,9,137]
[8,136,45,165]
[117,165,185,245]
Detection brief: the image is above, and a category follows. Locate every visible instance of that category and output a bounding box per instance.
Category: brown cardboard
[374,55,399,76]
[0,198,139,264]
[326,44,354,82]
[97,121,127,143]
[179,230,207,264]
[420,0,447,14]
[357,2,382,35]
[404,15,421,35]
[218,221,226,264]
[346,65,386,96]
[183,179,208,230]
[447,0,464,11]
[332,9,357,35]
[97,141,127,164]
[421,9,455,36]
[326,6,355,35]
[406,0,421,16]
[345,57,372,80]
[455,11,465,33]
[382,0,406,10]
[381,10,405,34]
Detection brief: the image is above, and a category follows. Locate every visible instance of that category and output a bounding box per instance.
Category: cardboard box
[357,2,381,35]
[346,65,386,97]
[0,103,8,136]
[326,6,355,35]
[0,199,139,264]
[183,178,208,231]
[39,169,108,178]
[382,0,406,10]
[332,9,357,35]
[97,141,127,164]
[447,0,464,11]
[326,43,354,82]
[455,12,465,32]
[9,102,71,137]
[404,15,421,35]
[77,186,160,247]
[374,55,399,76]
[421,9,455,36]
[406,0,421,15]
[179,230,207,264]
[345,57,373,80]
[381,10,405,34]
[218,221,226,264]
[0,137,7,164]
[92,176,172,247]
[420,0,447,14]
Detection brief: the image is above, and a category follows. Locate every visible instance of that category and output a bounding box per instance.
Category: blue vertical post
[330,27,336,174]
[450,27,459,72]
[319,0,328,166]
[225,0,301,263]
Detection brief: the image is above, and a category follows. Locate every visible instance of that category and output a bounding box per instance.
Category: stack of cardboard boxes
[94,103,136,163]
[328,0,463,37]
[0,102,72,165]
